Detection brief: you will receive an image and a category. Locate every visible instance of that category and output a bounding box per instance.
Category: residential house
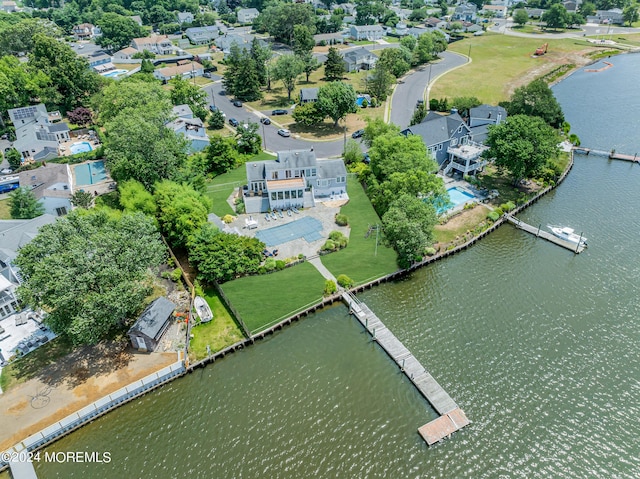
[244,150,347,214]
[0,214,57,320]
[526,8,545,18]
[331,2,356,14]
[389,6,412,20]
[299,87,319,103]
[128,297,176,352]
[453,3,477,22]
[313,32,345,45]
[562,0,578,12]
[237,8,260,24]
[350,24,384,41]
[395,22,408,36]
[0,1,18,12]
[130,15,143,26]
[177,11,195,24]
[590,9,624,24]
[425,17,448,29]
[113,47,138,61]
[481,4,507,17]
[131,35,174,55]
[185,26,221,45]
[407,26,428,38]
[468,104,506,143]
[9,104,70,162]
[465,23,483,33]
[215,34,266,56]
[341,47,377,72]
[87,51,114,73]
[167,104,209,152]
[72,23,97,41]
[18,163,73,216]
[401,110,487,176]
[343,15,357,24]
[153,61,204,83]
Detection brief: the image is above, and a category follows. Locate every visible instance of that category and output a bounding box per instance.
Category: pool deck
[59,137,101,157]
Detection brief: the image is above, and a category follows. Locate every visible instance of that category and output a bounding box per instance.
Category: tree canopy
[503,79,565,128]
[324,47,345,81]
[368,130,434,181]
[9,187,44,219]
[169,76,209,121]
[272,54,303,100]
[317,81,357,127]
[15,210,165,345]
[96,13,146,51]
[255,2,316,44]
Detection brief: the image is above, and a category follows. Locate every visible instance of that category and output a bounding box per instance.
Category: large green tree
[368,131,433,181]
[0,18,61,56]
[513,8,529,26]
[93,78,173,124]
[293,24,315,57]
[0,56,49,121]
[292,102,326,126]
[369,170,444,215]
[9,187,44,219]
[355,0,385,25]
[96,13,146,51]
[206,134,242,175]
[317,81,357,127]
[365,65,395,101]
[251,37,272,87]
[169,76,209,121]
[623,3,639,25]
[542,4,569,29]
[15,210,165,345]
[324,47,345,81]
[223,44,262,101]
[272,54,304,100]
[503,79,565,127]
[236,122,262,155]
[378,47,412,78]
[119,179,157,216]
[484,114,560,184]
[363,118,400,147]
[255,2,315,44]
[4,148,22,170]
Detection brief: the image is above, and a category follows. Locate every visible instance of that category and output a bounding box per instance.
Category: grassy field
[429,34,598,104]
[321,176,398,284]
[434,204,491,244]
[188,288,244,360]
[0,198,10,219]
[220,261,326,334]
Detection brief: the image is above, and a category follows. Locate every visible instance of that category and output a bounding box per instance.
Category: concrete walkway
[307,256,337,282]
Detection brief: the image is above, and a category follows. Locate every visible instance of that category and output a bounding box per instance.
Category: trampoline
[256,216,324,247]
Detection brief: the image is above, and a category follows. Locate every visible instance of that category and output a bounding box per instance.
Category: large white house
[237,8,260,24]
[350,24,384,41]
[131,35,174,55]
[8,104,70,162]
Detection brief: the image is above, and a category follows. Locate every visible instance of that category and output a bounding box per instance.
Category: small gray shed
[128,297,176,352]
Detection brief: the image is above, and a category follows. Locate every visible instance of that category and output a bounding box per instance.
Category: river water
[33,55,640,478]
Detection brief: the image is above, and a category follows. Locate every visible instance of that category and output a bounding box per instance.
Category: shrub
[335,214,349,226]
[329,230,348,249]
[235,201,245,214]
[298,253,304,259]
[361,98,368,108]
[463,202,476,210]
[257,266,266,274]
[494,207,504,216]
[337,274,354,288]
[193,279,204,297]
[370,97,377,108]
[264,258,276,271]
[171,268,182,282]
[321,239,336,251]
[324,279,337,296]
[222,214,235,223]
[275,260,286,270]
[500,201,516,212]
[425,247,436,256]
[487,211,500,222]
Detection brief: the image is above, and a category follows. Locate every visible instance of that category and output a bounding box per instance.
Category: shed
[128,297,176,352]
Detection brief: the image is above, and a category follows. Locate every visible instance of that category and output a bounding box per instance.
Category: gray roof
[185,25,220,42]
[300,87,318,101]
[0,214,57,256]
[172,104,194,118]
[402,111,468,146]
[48,122,70,133]
[469,104,507,121]
[19,163,70,199]
[317,159,346,179]
[128,297,176,339]
[246,150,317,183]
[342,47,372,62]
[352,24,384,32]
[469,124,490,143]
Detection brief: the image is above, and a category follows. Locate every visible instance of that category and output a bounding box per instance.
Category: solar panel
[12,106,38,120]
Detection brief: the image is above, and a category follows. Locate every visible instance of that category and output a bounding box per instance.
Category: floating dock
[505,215,585,254]
[573,147,638,163]
[342,292,469,445]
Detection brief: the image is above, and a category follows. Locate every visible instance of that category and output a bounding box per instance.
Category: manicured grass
[0,198,11,219]
[321,176,398,284]
[430,35,599,104]
[220,261,326,333]
[434,204,491,244]
[189,288,244,360]
[205,151,276,217]
[383,36,401,43]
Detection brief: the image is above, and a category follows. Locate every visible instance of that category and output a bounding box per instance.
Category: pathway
[307,256,337,282]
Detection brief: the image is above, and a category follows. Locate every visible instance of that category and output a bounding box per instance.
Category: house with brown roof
[113,47,139,61]
[131,35,174,55]
[153,61,204,83]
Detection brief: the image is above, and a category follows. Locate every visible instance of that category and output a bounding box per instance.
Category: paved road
[490,18,640,38]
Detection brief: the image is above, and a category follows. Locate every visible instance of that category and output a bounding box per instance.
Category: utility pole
[262,122,267,151]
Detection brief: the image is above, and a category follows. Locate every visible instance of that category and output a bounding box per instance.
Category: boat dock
[573,147,638,163]
[341,292,469,446]
[504,215,585,253]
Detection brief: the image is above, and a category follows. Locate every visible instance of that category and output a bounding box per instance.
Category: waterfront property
[505,214,585,253]
[128,297,176,352]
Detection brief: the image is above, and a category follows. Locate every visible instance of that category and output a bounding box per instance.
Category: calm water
[34,55,640,478]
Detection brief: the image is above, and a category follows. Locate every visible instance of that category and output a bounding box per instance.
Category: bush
[264,258,276,271]
[494,207,504,216]
[335,214,349,226]
[324,279,337,296]
[171,268,182,282]
[361,99,368,108]
[487,211,500,222]
[500,201,516,212]
[321,239,336,251]
[337,274,354,288]
[425,247,436,256]
[275,260,286,270]
[329,230,348,248]
[235,201,245,214]
[298,253,304,259]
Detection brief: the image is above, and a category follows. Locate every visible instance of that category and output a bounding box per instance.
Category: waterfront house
[153,61,204,83]
[18,163,73,217]
[8,104,70,162]
[237,8,260,24]
[341,47,377,72]
[299,87,319,103]
[468,104,507,127]
[350,24,384,41]
[244,149,347,214]
[185,26,221,45]
[131,35,174,55]
[128,297,176,352]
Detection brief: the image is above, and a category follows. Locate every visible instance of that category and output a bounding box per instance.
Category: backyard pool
[69,141,93,155]
[101,69,128,78]
[435,186,477,215]
[74,160,107,186]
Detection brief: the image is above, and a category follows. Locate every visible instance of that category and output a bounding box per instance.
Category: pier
[573,147,638,163]
[342,292,469,445]
[504,215,585,253]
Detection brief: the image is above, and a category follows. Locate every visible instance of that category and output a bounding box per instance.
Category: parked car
[272,109,287,115]
[416,99,424,107]
[232,100,243,107]
[260,117,271,125]
[277,128,291,137]
[363,153,370,164]
[229,118,240,127]
[203,72,212,78]
[209,105,218,112]
[351,129,364,139]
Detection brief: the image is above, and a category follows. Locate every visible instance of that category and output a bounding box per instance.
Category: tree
[293,24,315,57]
[450,21,463,33]
[0,56,50,122]
[568,12,586,27]
[410,102,427,126]
[251,37,272,87]
[119,179,157,216]
[578,1,596,17]
[623,3,639,25]
[9,187,44,219]
[439,0,448,17]
[484,114,560,184]
[369,131,434,181]
[513,8,529,26]
[96,13,146,52]
[70,190,94,209]
[542,4,569,29]
[154,180,211,248]
[365,65,395,101]
[67,106,93,126]
[378,47,412,78]
[363,118,400,147]
[188,223,266,283]
[343,138,363,165]
[223,44,262,101]
[400,35,417,52]
[206,134,242,175]
[451,96,482,118]
[93,78,172,125]
[209,109,225,130]
[169,76,209,121]
[292,102,326,126]
[272,54,304,101]
[236,122,262,155]
[324,47,345,81]
[355,0,385,25]
[317,82,357,128]
[0,18,61,56]
[382,194,437,268]
[15,210,165,345]
[5,148,22,171]
[504,79,565,127]
[300,52,321,82]
[132,50,156,60]
[255,2,316,44]
[369,170,445,215]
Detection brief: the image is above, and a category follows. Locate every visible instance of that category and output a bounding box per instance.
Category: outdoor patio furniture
[287,209,292,216]
[277,210,283,218]
[265,214,270,222]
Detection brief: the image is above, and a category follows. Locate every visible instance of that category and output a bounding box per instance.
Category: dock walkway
[573,146,638,163]
[505,215,585,254]
[342,292,469,445]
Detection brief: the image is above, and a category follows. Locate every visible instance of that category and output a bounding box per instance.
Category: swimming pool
[356,95,371,107]
[101,69,128,78]
[69,141,93,155]
[74,161,107,186]
[435,186,476,215]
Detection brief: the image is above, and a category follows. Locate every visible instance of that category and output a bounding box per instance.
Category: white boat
[548,225,587,246]
[194,296,213,323]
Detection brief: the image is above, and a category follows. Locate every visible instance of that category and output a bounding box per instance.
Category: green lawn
[188,288,244,360]
[321,176,398,284]
[430,35,599,104]
[205,152,276,217]
[220,261,326,334]
[0,198,11,219]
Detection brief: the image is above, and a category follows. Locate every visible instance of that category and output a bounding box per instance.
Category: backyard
[0,198,10,219]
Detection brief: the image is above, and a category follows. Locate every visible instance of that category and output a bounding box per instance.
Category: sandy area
[0,343,175,451]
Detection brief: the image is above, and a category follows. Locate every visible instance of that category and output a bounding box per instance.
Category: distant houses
[131,34,174,55]
[153,61,204,83]
[350,24,384,41]
[18,163,73,217]
[185,26,221,45]
[237,8,260,24]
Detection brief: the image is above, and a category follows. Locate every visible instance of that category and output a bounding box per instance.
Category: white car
[277,129,291,137]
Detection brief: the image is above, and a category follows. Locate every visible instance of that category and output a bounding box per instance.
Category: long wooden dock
[573,146,639,163]
[505,214,585,254]
[342,292,469,445]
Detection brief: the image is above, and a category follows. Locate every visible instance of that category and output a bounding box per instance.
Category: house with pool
[166,105,209,152]
[8,104,71,162]
[244,149,347,214]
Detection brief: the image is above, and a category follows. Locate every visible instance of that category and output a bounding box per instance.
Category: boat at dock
[194,296,213,323]
[548,225,587,246]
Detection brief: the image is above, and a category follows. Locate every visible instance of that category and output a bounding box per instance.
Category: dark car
[209,104,218,112]
[416,99,424,107]
[363,153,370,164]
[272,109,287,115]
[260,117,271,125]
[232,100,243,107]
[351,129,364,139]
[229,118,239,127]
